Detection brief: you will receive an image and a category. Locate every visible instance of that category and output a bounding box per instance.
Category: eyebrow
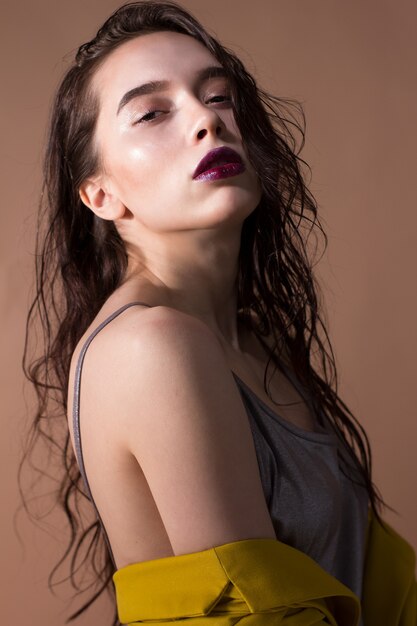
[116,65,228,115]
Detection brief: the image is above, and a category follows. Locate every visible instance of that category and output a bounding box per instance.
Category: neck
[121,224,246,350]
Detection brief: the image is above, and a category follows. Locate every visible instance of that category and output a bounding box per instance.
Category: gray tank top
[72,301,369,620]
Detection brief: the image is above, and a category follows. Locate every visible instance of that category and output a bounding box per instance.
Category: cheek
[105,138,185,215]
[108,140,155,193]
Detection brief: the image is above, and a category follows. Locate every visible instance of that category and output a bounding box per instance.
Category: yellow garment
[361,509,416,626]
[113,508,416,625]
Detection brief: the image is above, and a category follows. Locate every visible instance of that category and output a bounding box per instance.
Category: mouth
[192,146,244,179]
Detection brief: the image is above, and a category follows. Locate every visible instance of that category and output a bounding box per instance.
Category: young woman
[21,2,416,625]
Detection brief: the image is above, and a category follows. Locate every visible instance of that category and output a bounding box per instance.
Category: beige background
[1,0,416,623]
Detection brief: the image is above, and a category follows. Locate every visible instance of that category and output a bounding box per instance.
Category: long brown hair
[19,1,392,624]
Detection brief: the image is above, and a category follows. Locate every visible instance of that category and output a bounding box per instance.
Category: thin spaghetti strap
[72,300,152,569]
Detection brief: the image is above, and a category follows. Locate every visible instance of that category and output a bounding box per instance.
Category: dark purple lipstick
[192,146,246,181]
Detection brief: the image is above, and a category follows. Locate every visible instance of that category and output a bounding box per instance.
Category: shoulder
[71,304,231,427]
[85,304,223,372]
[69,303,277,554]
[68,302,231,468]
[72,304,217,366]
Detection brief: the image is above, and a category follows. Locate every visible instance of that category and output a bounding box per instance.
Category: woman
[20,1,416,625]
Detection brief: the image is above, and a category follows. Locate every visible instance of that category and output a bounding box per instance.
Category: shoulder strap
[72,301,152,568]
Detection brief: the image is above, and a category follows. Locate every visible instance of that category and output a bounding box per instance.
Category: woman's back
[67,299,279,569]
[67,295,369,606]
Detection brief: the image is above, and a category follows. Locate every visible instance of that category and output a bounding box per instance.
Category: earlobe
[79,178,125,221]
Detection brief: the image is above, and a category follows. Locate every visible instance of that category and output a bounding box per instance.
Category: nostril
[197,124,222,140]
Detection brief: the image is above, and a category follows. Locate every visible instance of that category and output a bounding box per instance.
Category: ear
[79,176,126,221]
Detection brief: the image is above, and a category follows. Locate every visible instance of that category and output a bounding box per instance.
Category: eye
[134,94,232,125]
[135,109,163,124]
[207,94,232,104]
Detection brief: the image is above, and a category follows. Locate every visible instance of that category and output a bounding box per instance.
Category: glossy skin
[80,30,262,349]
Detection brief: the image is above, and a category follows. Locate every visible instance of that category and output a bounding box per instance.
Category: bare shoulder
[69,304,210,378]
[78,304,223,393]
[88,302,240,435]
[77,304,276,555]
[106,303,218,351]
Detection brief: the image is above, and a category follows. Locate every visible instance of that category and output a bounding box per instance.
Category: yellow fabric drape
[113,508,416,625]
[361,509,416,625]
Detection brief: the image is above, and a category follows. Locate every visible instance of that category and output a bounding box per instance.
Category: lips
[192,146,243,179]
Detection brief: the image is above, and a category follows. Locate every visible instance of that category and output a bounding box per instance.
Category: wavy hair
[19,1,392,624]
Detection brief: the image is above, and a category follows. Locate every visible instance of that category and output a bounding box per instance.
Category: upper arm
[94,306,276,556]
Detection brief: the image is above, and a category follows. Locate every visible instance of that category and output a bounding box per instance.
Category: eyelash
[135,94,232,125]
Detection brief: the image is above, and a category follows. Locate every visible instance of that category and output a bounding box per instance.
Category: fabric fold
[112,508,416,625]
[113,546,231,622]
[113,537,360,625]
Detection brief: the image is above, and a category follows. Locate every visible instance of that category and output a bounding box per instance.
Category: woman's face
[88,30,262,235]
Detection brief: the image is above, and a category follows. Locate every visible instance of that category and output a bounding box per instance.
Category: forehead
[92,31,221,106]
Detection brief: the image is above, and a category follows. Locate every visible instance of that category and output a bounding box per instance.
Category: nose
[190,101,225,141]
[196,122,222,140]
